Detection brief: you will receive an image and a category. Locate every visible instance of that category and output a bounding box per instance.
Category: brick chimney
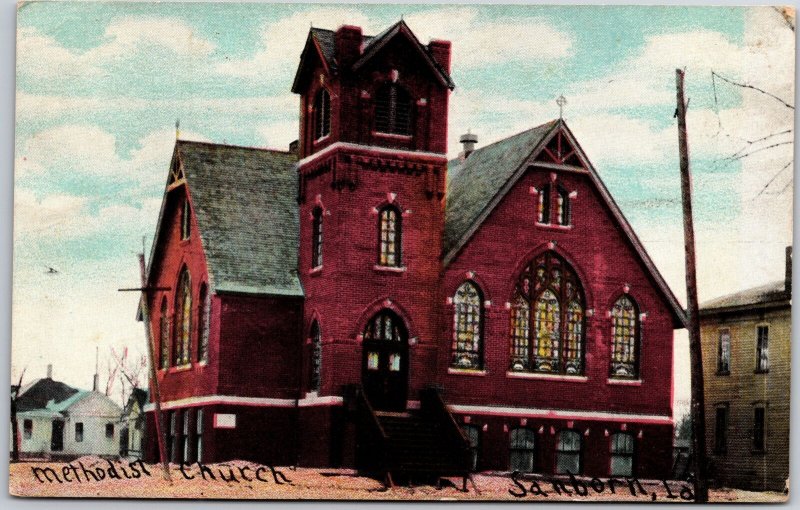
[786,246,792,294]
[428,39,451,74]
[46,364,52,379]
[459,131,478,160]
[335,25,363,68]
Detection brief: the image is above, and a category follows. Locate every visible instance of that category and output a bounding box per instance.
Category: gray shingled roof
[310,27,375,69]
[444,121,557,256]
[176,141,303,297]
[700,280,790,311]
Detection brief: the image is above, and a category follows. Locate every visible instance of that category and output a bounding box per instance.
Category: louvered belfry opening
[314,88,331,140]
[375,83,412,136]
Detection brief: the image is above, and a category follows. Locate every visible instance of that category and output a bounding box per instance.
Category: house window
[23,419,32,440]
[509,428,536,473]
[181,199,191,240]
[556,430,582,475]
[556,186,570,226]
[537,184,551,224]
[462,425,480,471]
[509,251,585,374]
[610,432,634,476]
[753,406,766,452]
[105,423,114,439]
[378,206,401,267]
[174,268,192,366]
[375,83,412,136]
[451,281,483,369]
[755,325,769,372]
[715,405,729,454]
[159,297,169,369]
[312,207,323,268]
[313,88,331,140]
[197,283,210,363]
[310,321,322,392]
[183,410,191,464]
[717,329,731,374]
[610,295,640,379]
[75,422,84,442]
[196,409,204,463]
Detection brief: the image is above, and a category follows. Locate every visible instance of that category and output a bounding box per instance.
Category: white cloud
[19,124,122,178]
[404,8,573,68]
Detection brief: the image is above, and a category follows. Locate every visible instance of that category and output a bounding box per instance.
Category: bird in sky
[45,266,59,275]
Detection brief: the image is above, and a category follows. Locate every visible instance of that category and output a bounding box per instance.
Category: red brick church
[142,20,686,481]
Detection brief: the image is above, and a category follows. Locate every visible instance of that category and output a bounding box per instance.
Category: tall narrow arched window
[159,297,169,369]
[509,251,586,374]
[197,283,210,363]
[375,83,412,135]
[174,268,192,366]
[610,295,639,378]
[309,321,322,392]
[378,206,401,267]
[311,207,323,268]
[556,186,571,226]
[313,88,331,140]
[451,281,483,369]
[181,199,191,240]
[537,183,551,224]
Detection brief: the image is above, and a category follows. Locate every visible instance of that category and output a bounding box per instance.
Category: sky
[11,2,794,415]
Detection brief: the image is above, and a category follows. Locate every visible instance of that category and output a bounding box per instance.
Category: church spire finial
[556,95,567,120]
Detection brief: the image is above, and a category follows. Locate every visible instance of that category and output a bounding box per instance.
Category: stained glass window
[509,251,585,374]
[159,297,169,369]
[378,206,401,267]
[557,186,570,226]
[375,83,412,135]
[537,184,551,224]
[310,321,322,391]
[610,295,638,378]
[452,281,483,369]
[198,284,210,363]
[313,88,331,140]
[174,268,192,366]
[312,207,323,268]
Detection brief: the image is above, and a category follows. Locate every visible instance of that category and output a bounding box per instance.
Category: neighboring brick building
[700,247,791,492]
[142,20,685,480]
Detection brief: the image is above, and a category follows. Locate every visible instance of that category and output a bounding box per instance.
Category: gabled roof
[147,141,303,297]
[15,378,79,412]
[44,390,90,413]
[292,21,454,92]
[700,280,790,313]
[444,119,687,328]
[352,20,454,89]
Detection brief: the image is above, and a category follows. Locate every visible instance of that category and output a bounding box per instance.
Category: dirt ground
[8,457,788,502]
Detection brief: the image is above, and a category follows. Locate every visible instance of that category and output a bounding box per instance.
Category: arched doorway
[361,310,409,411]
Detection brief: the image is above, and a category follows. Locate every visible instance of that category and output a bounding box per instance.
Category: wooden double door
[361,310,409,411]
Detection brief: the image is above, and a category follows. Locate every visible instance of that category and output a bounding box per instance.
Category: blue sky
[12,3,794,412]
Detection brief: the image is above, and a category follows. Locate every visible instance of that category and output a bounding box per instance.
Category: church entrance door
[361,310,409,411]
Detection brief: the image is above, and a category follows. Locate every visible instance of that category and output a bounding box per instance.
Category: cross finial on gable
[556,95,567,119]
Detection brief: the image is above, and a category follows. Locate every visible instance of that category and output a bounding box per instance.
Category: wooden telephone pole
[120,254,172,481]
[675,69,708,502]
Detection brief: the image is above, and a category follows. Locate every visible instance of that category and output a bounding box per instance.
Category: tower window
[378,206,401,267]
[313,88,331,140]
[312,207,323,268]
[181,199,191,240]
[375,83,412,136]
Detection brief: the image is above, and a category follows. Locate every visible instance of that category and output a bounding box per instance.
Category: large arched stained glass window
[451,281,483,369]
[159,297,169,369]
[610,295,639,378]
[174,268,192,366]
[509,251,586,374]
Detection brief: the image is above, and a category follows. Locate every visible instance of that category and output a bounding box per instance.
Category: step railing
[349,384,389,476]
[419,386,472,472]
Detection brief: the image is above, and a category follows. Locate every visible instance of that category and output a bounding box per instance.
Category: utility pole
[119,254,172,481]
[675,68,708,502]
